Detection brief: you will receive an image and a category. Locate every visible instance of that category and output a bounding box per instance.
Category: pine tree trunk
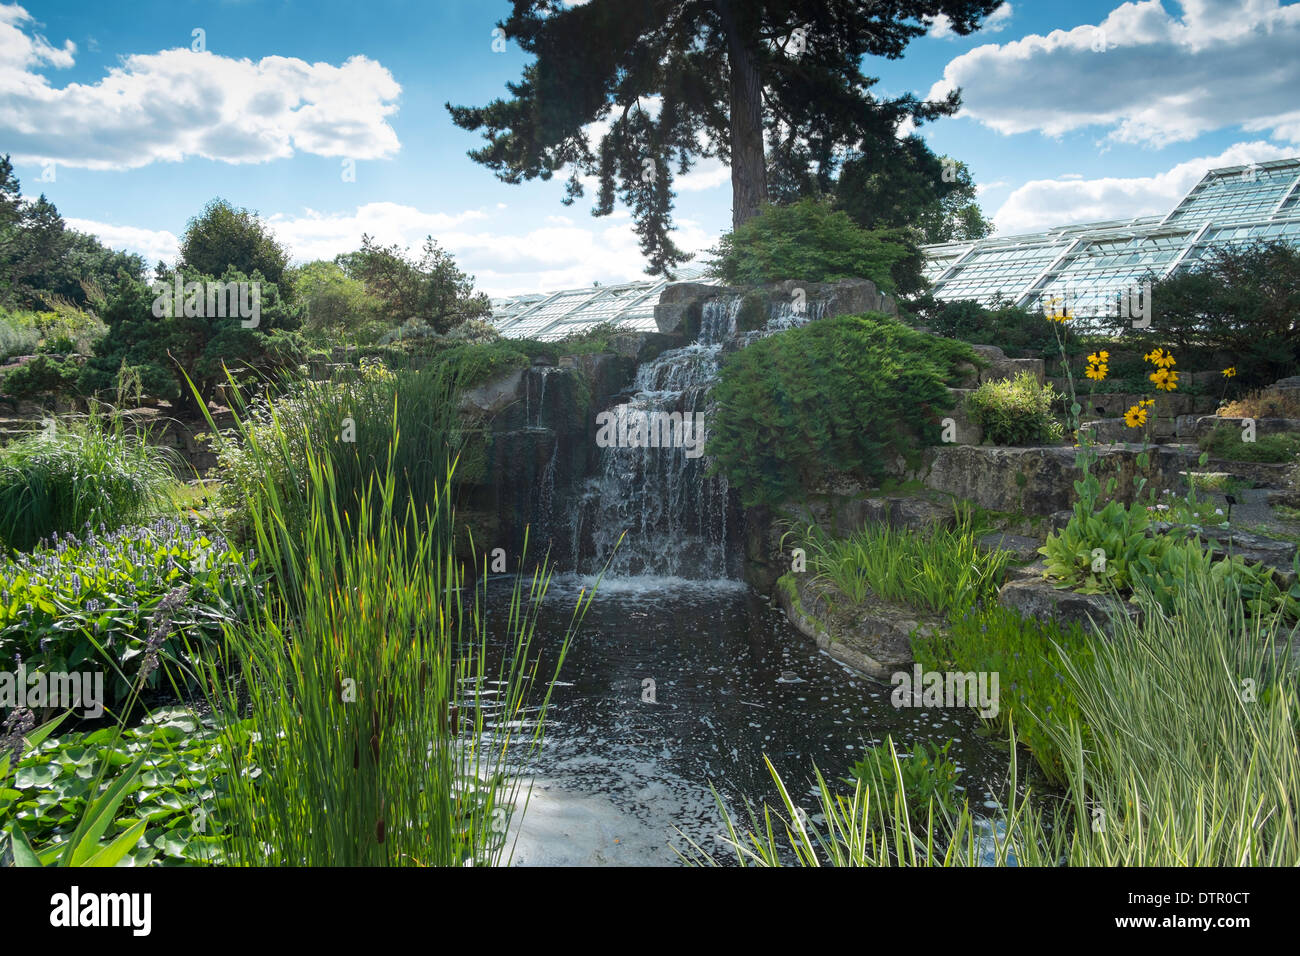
[716,0,768,230]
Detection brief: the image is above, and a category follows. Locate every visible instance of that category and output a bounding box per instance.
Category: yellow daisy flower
[1222,366,1237,378]
[1124,405,1147,428]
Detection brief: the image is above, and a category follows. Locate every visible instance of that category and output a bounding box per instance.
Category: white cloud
[69,201,717,297]
[929,0,1300,147]
[64,218,179,264]
[930,3,1013,39]
[990,141,1295,235]
[0,2,401,170]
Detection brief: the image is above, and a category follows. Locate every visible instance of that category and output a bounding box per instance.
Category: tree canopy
[335,235,491,334]
[179,198,290,289]
[448,0,1002,275]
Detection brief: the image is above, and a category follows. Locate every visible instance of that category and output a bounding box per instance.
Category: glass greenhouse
[490,157,1300,337]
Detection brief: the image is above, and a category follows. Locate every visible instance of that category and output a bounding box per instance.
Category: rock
[977,532,1043,563]
[605,331,681,365]
[981,357,1044,386]
[459,367,525,416]
[970,344,1006,362]
[997,576,1141,635]
[1048,510,1074,534]
[945,389,984,445]
[788,494,954,540]
[1176,415,1300,440]
[778,574,929,678]
[924,444,1198,516]
[653,282,722,335]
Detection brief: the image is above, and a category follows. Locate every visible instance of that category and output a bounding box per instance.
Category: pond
[486,572,1013,866]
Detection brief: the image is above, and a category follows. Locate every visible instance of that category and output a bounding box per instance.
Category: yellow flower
[1043,297,1072,322]
[1151,368,1179,391]
[1099,350,1110,361]
[1124,404,1148,428]
[1222,366,1237,378]
[1084,363,1108,381]
[1140,398,1155,407]
[1143,348,1161,364]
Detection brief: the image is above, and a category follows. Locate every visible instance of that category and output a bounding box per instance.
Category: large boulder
[997,576,1142,635]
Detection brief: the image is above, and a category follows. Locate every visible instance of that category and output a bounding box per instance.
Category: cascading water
[571,293,821,580]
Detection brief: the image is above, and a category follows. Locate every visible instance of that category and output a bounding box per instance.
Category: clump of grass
[698,572,1300,867]
[1199,422,1300,463]
[0,407,178,551]
[1218,387,1300,420]
[791,510,1009,616]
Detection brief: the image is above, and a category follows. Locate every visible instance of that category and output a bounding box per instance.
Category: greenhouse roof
[920,157,1300,316]
[490,157,1300,336]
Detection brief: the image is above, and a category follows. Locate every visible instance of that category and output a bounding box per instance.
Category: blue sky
[3,0,1298,295]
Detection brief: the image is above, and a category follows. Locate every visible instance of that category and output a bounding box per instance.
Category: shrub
[1139,240,1300,391]
[0,411,177,551]
[1198,422,1300,463]
[77,270,303,416]
[708,313,975,506]
[1,354,82,399]
[0,520,254,708]
[1218,387,1300,420]
[919,297,1061,358]
[965,371,1063,446]
[709,198,910,287]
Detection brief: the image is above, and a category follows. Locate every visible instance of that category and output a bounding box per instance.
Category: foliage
[847,737,963,818]
[78,269,304,414]
[709,313,975,506]
[178,198,290,290]
[965,371,1063,446]
[1,354,82,399]
[792,510,1009,616]
[1,156,145,310]
[0,303,106,361]
[1219,386,1300,420]
[290,260,383,343]
[447,1,1004,274]
[0,519,253,708]
[2,709,231,866]
[336,234,490,334]
[1198,422,1300,463]
[0,411,178,552]
[917,297,1062,357]
[1140,240,1300,390]
[210,360,471,546]
[1041,493,1298,620]
[917,604,1092,784]
[709,199,910,287]
[695,575,1300,867]
[198,430,586,866]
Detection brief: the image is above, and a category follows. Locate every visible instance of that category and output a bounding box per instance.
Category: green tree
[290,260,383,341]
[1141,240,1300,390]
[448,0,1004,275]
[335,235,490,334]
[179,199,290,289]
[79,268,303,415]
[709,198,910,287]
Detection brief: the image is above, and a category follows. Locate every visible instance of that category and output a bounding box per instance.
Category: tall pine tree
[448,0,1001,275]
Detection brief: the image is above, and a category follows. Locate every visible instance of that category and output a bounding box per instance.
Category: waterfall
[571,292,822,581]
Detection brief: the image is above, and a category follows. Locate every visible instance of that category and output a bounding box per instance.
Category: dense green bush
[846,737,963,819]
[0,412,177,551]
[1198,423,1300,463]
[708,313,975,506]
[709,199,910,287]
[1,354,82,399]
[0,520,253,707]
[965,371,1063,446]
[78,269,303,416]
[918,297,1062,358]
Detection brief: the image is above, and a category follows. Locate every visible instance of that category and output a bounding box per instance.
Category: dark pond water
[484,572,1013,866]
